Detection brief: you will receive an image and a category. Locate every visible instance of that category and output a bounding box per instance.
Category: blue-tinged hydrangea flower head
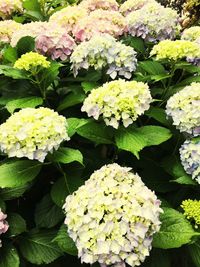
[126,2,180,42]
[180,138,200,184]
[0,107,69,162]
[166,83,200,136]
[63,163,163,267]
[70,34,137,79]
[82,79,152,129]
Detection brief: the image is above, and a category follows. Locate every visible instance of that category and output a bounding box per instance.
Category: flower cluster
[126,2,180,42]
[49,6,88,34]
[0,107,69,162]
[0,209,9,248]
[0,0,23,19]
[181,199,200,227]
[63,163,162,266]
[14,52,50,71]
[120,0,155,16]
[0,20,21,44]
[166,83,200,136]
[71,34,137,80]
[181,26,200,43]
[73,10,126,41]
[35,26,76,61]
[79,0,119,12]
[151,40,200,64]
[180,138,200,184]
[11,21,50,47]
[82,79,152,129]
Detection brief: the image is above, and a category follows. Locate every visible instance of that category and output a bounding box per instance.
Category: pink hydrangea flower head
[0,0,23,19]
[0,20,21,44]
[0,209,9,248]
[79,0,119,12]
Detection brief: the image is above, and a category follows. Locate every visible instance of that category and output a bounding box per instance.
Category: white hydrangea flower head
[120,0,156,16]
[0,209,9,248]
[70,34,137,80]
[82,79,152,129]
[79,0,119,12]
[0,20,21,44]
[126,2,180,42]
[63,163,163,267]
[0,0,23,19]
[180,138,200,184]
[181,26,200,43]
[0,108,69,162]
[166,83,200,136]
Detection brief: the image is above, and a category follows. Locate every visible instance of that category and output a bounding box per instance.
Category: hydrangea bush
[0,0,200,267]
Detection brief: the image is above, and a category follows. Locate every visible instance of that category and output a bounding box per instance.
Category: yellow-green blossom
[14,52,50,71]
[181,199,200,226]
[0,107,69,162]
[166,83,200,136]
[180,138,200,184]
[82,79,152,129]
[120,0,156,16]
[150,40,200,62]
[63,163,163,266]
[181,26,200,43]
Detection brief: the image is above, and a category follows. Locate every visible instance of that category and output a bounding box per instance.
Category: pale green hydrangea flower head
[0,107,69,162]
[0,0,23,20]
[120,0,156,16]
[180,138,200,184]
[71,34,137,80]
[181,199,200,227]
[166,83,200,136]
[14,52,50,71]
[82,79,152,129]
[0,20,21,44]
[63,163,163,267]
[181,26,200,43]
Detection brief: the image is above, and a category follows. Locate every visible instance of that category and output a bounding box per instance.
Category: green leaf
[0,65,28,79]
[77,121,114,144]
[115,125,172,158]
[66,118,90,137]
[175,62,200,73]
[179,75,200,86]
[0,244,20,267]
[142,248,171,267]
[35,194,64,229]
[81,81,98,93]
[139,60,166,75]
[0,159,42,188]
[40,62,61,90]
[188,241,200,267]
[19,229,63,265]
[57,90,86,111]
[0,198,6,211]
[16,36,35,56]
[122,36,145,53]
[51,147,83,165]
[7,212,26,236]
[145,107,170,126]
[0,183,32,200]
[2,47,18,63]
[6,97,43,113]
[23,0,41,11]
[53,224,78,256]
[153,208,200,249]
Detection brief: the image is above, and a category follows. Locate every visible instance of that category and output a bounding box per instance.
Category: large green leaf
[0,244,20,267]
[19,230,63,265]
[0,183,32,200]
[142,248,171,267]
[66,118,90,137]
[16,36,35,56]
[6,96,43,113]
[7,212,26,236]
[0,65,28,79]
[188,242,200,267]
[40,62,61,90]
[115,125,172,158]
[145,107,170,127]
[139,60,166,75]
[35,194,64,229]
[77,121,114,144]
[51,147,83,165]
[57,89,85,111]
[0,159,42,188]
[153,208,200,249]
[53,224,78,256]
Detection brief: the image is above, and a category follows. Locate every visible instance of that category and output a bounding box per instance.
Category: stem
[56,163,71,194]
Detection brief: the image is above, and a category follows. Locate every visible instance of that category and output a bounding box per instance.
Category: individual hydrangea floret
[73,10,126,41]
[63,163,163,267]
[0,20,21,44]
[126,2,180,42]
[181,26,200,43]
[181,199,200,227]
[0,209,9,248]
[35,26,76,61]
[166,83,200,136]
[0,107,69,162]
[71,34,137,80]
[14,52,50,71]
[10,21,50,47]
[79,0,119,12]
[49,6,88,34]
[120,0,155,16]
[180,138,200,184]
[0,0,23,19]
[151,40,200,65]
[82,79,152,129]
